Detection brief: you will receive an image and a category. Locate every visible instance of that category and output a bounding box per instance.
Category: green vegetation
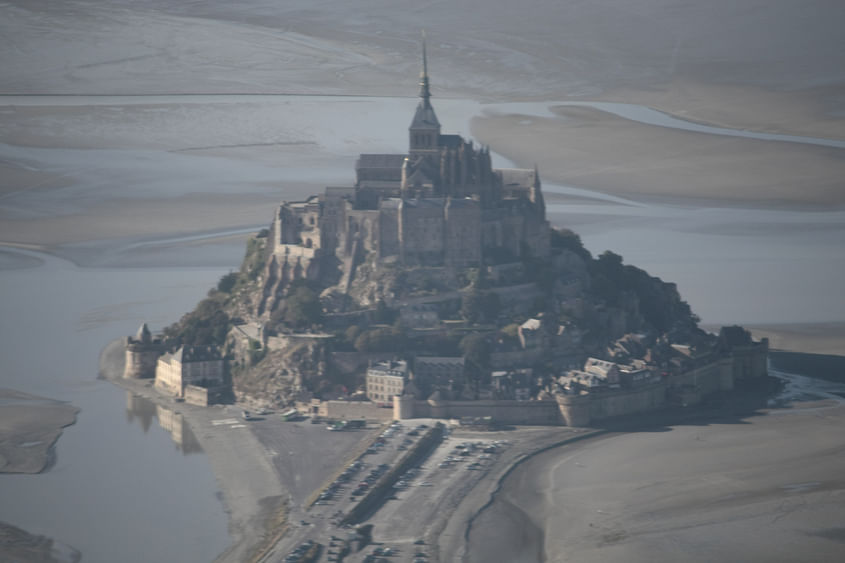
[164,291,230,347]
[460,332,491,385]
[354,326,406,353]
[550,227,592,262]
[460,289,500,324]
[276,283,323,330]
[243,235,268,282]
[217,271,239,293]
[589,250,698,333]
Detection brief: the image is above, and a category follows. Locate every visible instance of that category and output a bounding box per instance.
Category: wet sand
[747,323,845,357]
[0,389,79,474]
[471,105,845,207]
[0,520,81,563]
[467,391,845,562]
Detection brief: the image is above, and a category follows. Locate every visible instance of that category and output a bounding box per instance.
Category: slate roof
[498,168,537,188]
[173,345,222,363]
[135,323,151,342]
[411,101,440,129]
[356,154,407,170]
[439,134,463,148]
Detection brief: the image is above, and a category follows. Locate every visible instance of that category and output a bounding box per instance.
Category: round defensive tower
[555,392,592,427]
[393,393,416,420]
[123,323,161,379]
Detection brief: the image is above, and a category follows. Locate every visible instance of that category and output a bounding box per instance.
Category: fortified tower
[123,323,162,379]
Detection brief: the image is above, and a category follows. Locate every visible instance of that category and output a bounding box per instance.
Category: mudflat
[469,397,845,562]
[0,520,80,563]
[471,105,845,207]
[0,389,79,474]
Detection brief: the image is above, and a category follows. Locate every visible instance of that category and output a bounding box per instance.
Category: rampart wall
[318,400,394,422]
[670,358,734,395]
[184,385,210,407]
[399,398,562,425]
[398,343,769,427]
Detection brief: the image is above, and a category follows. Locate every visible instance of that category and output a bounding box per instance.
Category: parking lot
[342,431,509,563]
[257,416,585,563]
[261,418,438,562]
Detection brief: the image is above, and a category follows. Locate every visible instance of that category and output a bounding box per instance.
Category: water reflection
[125,393,203,454]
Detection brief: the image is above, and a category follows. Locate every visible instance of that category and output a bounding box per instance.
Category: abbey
[260,43,549,312]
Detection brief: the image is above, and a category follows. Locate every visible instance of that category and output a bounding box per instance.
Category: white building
[366,360,409,403]
[155,345,224,398]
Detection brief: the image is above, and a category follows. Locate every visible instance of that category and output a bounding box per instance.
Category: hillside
[164,221,706,406]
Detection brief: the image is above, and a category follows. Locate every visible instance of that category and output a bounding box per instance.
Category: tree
[165,293,230,347]
[217,271,239,294]
[354,327,407,353]
[550,228,592,262]
[460,333,490,385]
[373,299,397,324]
[283,286,323,329]
[461,290,500,324]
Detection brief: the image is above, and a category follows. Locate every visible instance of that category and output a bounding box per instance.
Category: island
[106,45,775,562]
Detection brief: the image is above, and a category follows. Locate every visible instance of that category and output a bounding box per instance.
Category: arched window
[305,238,313,248]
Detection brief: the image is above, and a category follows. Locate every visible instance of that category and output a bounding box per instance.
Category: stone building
[257,40,550,310]
[123,323,162,379]
[366,360,409,403]
[154,345,224,400]
[413,356,465,397]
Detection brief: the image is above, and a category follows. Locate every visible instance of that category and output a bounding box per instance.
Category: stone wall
[398,398,562,425]
[154,356,182,397]
[670,358,734,396]
[317,400,394,422]
[397,341,769,427]
[123,342,159,379]
[184,385,210,407]
[586,382,667,421]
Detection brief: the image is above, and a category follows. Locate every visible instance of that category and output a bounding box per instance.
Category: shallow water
[0,248,232,563]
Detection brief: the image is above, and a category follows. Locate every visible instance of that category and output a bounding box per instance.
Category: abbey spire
[419,32,432,107]
[409,32,441,154]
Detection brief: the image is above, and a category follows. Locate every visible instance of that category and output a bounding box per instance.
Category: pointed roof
[410,33,440,130]
[419,31,432,102]
[135,323,151,343]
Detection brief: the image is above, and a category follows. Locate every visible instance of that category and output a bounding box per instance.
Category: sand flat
[596,79,845,142]
[470,399,845,562]
[0,389,79,474]
[745,323,845,356]
[471,106,845,207]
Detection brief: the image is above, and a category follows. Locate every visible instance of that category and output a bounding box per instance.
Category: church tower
[408,35,441,158]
